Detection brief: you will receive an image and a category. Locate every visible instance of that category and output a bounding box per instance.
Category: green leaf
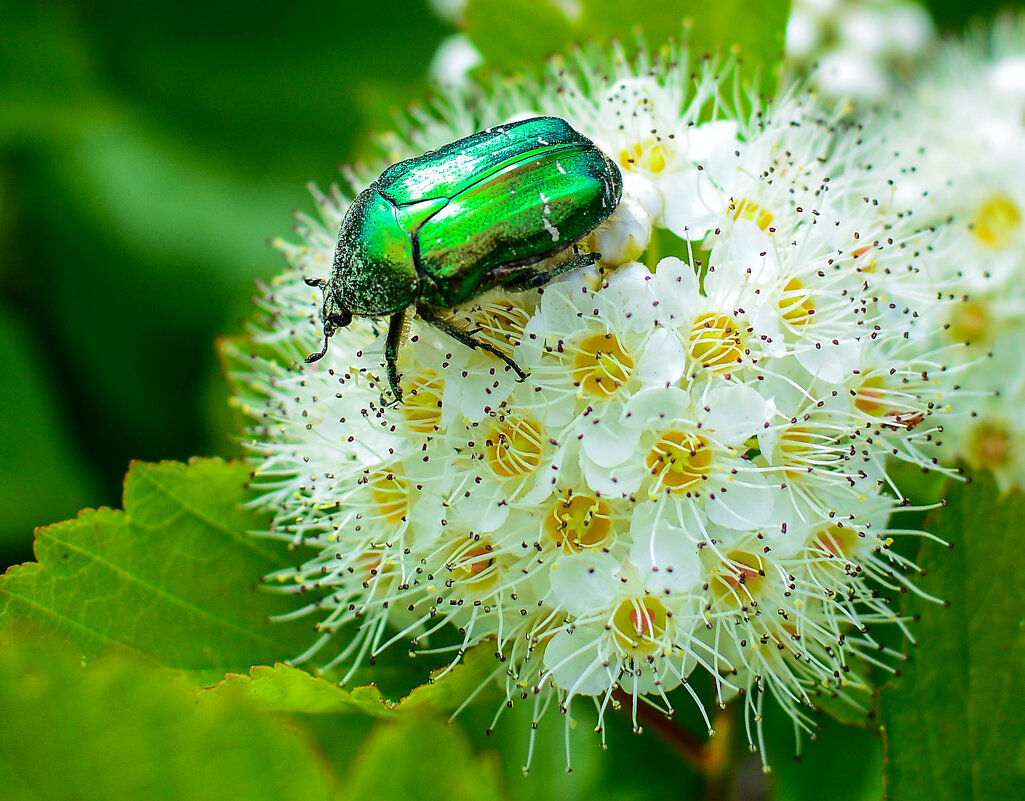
[0,638,337,801]
[199,643,502,717]
[766,712,883,801]
[340,716,505,801]
[0,459,318,685]
[880,472,1025,799]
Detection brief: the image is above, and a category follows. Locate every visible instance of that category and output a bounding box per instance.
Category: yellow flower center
[972,194,1021,250]
[462,299,532,358]
[779,277,814,329]
[710,551,766,606]
[612,597,668,652]
[545,492,614,551]
[968,421,1013,470]
[448,541,498,589]
[853,374,887,416]
[646,431,713,494]
[778,425,817,477]
[813,524,860,558]
[572,332,634,398]
[484,415,544,479]
[689,313,744,372]
[851,243,876,272]
[369,468,409,523]
[358,548,397,584]
[401,370,444,435]
[946,298,990,345]
[618,139,671,174]
[853,377,924,430]
[730,198,774,230]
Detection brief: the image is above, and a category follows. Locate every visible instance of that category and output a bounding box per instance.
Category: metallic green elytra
[305,115,624,402]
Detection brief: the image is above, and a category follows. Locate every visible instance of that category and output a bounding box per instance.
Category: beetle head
[304,277,353,364]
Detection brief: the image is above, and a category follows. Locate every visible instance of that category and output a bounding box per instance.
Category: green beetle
[305,115,623,403]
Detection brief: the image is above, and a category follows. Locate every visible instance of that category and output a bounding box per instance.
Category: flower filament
[689,312,744,372]
[571,332,634,397]
[545,492,614,551]
[484,415,545,478]
[646,430,713,494]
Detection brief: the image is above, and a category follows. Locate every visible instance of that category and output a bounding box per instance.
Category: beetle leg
[383,311,408,405]
[417,304,528,381]
[501,250,602,292]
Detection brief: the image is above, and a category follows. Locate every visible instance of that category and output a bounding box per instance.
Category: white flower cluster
[231,46,962,765]
[881,14,1025,490]
[786,0,934,101]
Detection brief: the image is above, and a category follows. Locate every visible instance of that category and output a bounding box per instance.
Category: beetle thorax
[330,188,420,318]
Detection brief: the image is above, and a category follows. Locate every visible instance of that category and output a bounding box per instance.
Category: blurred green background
[0,0,1008,560]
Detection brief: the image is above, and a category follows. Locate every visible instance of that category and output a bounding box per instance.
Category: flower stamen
[485,415,545,478]
[545,492,614,551]
[646,430,713,494]
[572,332,634,397]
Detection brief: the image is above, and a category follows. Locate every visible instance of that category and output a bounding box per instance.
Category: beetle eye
[328,308,353,330]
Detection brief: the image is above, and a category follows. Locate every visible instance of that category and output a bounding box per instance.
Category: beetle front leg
[417,304,528,382]
[501,249,602,292]
[383,311,407,405]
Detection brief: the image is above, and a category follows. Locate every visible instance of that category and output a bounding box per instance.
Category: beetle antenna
[305,276,331,363]
[305,340,329,364]
[303,279,353,365]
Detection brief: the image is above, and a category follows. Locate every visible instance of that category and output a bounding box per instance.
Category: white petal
[543,628,619,696]
[450,480,510,533]
[652,256,700,319]
[702,384,772,444]
[581,449,646,496]
[599,264,659,331]
[634,328,687,386]
[595,198,653,267]
[629,513,702,593]
[795,338,862,384]
[684,120,740,161]
[622,385,692,428]
[549,551,620,617]
[622,172,664,220]
[660,170,720,238]
[580,416,638,468]
[630,654,686,694]
[704,470,777,529]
